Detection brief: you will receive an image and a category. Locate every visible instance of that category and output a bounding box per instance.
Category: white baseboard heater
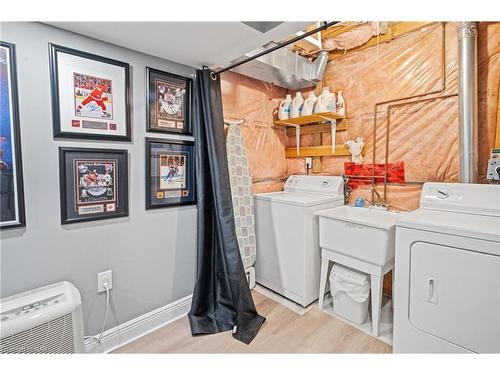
[0,281,85,353]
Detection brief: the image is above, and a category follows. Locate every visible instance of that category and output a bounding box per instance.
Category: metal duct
[310,51,329,84]
[230,46,329,90]
[457,22,479,183]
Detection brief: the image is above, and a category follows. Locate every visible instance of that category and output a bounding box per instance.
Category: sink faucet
[368,185,388,208]
[342,174,351,205]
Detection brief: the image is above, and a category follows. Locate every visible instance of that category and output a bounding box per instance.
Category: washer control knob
[436,189,451,199]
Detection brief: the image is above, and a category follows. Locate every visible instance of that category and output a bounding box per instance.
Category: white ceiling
[45,22,312,69]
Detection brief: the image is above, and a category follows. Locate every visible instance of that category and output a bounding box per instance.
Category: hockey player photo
[146,139,194,209]
[75,160,117,208]
[146,68,191,135]
[73,72,113,120]
[159,154,186,190]
[156,79,185,122]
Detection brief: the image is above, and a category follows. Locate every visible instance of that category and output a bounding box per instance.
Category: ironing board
[226,122,257,283]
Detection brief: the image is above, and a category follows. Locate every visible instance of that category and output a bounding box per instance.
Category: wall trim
[85,294,192,353]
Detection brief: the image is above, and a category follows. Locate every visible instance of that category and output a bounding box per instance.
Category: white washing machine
[254,175,344,307]
[394,182,500,353]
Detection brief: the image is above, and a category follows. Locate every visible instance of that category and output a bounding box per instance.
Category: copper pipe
[383,93,459,199]
[371,22,448,205]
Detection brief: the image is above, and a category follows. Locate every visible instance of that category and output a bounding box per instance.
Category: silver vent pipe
[310,51,329,83]
[457,22,479,183]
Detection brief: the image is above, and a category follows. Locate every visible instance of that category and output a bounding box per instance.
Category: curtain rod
[212,21,340,77]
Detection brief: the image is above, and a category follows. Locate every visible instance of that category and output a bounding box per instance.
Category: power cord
[84,283,110,353]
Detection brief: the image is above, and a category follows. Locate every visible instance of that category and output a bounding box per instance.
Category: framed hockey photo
[49,44,131,141]
[146,67,192,135]
[0,41,25,229]
[146,138,195,209]
[59,147,128,224]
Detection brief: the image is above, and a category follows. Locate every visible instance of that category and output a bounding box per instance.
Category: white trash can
[329,263,370,324]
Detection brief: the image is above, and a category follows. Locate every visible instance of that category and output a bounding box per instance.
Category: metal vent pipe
[457,22,479,182]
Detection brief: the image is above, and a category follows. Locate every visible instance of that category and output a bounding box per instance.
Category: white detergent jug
[336,90,346,116]
[301,92,317,116]
[290,92,304,118]
[278,94,293,120]
[314,87,335,114]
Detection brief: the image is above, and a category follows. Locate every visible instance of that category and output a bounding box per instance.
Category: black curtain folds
[187,69,265,344]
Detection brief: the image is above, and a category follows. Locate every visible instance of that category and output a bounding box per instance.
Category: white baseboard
[85,294,192,353]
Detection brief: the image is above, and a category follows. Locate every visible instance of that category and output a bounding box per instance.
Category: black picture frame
[146,67,192,135]
[145,138,196,209]
[1,41,26,229]
[49,43,131,141]
[59,147,128,225]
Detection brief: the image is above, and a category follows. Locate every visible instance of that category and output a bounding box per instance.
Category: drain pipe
[457,22,479,183]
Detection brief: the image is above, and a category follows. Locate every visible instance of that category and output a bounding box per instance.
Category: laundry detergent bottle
[301,92,318,116]
[290,92,304,118]
[314,87,335,113]
[278,94,293,120]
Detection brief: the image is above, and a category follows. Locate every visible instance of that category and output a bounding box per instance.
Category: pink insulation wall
[221,22,500,211]
[220,71,289,193]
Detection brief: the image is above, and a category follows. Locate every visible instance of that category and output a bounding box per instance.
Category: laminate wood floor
[114,291,392,354]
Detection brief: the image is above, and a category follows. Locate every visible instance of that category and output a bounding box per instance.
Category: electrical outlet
[305,157,313,169]
[97,270,113,293]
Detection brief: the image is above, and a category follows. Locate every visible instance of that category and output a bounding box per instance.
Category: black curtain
[187,69,265,344]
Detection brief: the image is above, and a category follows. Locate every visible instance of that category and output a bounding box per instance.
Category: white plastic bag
[329,263,370,303]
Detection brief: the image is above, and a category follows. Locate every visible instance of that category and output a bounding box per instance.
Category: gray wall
[0,22,197,335]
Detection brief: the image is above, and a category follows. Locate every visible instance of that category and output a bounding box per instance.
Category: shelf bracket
[281,121,301,155]
[319,116,337,154]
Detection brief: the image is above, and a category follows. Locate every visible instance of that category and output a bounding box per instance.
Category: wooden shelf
[277,112,351,158]
[274,112,345,126]
[286,122,348,136]
[285,145,352,158]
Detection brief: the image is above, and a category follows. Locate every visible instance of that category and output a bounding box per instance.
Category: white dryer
[254,175,344,307]
[394,182,500,353]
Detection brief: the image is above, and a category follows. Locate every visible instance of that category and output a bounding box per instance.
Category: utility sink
[315,206,405,266]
